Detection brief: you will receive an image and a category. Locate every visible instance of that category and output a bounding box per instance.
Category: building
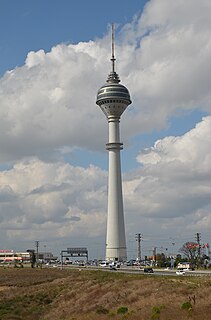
[0,249,56,264]
[0,250,30,263]
[38,252,57,262]
[96,25,132,261]
[177,262,195,270]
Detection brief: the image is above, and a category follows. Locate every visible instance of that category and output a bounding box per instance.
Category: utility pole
[35,240,39,267]
[196,232,201,259]
[135,233,142,262]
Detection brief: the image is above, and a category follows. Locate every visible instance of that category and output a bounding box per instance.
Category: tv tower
[96,24,132,261]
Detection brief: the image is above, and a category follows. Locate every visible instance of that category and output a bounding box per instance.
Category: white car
[99,261,109,267]
[176,270,185,275]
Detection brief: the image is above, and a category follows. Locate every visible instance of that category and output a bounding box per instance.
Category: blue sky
[0,0,146,76]
[0,0,211,259]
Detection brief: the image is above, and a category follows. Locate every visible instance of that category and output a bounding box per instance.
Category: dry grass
[0,267,210,319]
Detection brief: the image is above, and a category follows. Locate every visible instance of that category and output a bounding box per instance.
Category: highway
[102,267,211,277]
[59,264,211,277]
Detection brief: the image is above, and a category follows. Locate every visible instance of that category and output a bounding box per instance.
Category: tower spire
[107,23,120,83]
[111,23,116,73]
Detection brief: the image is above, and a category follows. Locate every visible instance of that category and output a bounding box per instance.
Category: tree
[30,251,36,268]
[27,249,36,268]
[179,242,198,263]
[156,253,167,267]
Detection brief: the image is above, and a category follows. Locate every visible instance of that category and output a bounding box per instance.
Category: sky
[0,0,211,260]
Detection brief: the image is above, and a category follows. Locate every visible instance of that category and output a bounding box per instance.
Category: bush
[181,301,192,311]
[117,306,128,314]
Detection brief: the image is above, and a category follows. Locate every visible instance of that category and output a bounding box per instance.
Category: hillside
[0,267,210,319]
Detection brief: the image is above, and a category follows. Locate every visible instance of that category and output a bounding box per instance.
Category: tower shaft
[106,115,127,261]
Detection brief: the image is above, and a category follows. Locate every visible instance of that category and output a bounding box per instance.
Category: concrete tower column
[106,115,126,260]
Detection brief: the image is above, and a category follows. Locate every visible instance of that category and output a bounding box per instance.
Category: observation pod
[96,25,132,262]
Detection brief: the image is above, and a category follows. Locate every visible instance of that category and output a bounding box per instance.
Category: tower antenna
[111,23,116,73]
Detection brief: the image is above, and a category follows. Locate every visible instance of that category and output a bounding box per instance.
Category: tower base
[106,246,127,262]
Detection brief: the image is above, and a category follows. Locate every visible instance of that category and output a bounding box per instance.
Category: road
[59,264,211,277]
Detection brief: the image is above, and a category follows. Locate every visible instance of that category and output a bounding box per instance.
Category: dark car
[143,267,154,273]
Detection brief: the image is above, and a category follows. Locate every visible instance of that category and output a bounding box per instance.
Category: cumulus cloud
[137,116,211,171]
[0,41,109,163]
[120,0,211,137]
[0,160,107,247]
[1,0,211,253]
[124,116,211,240]
[1,115,211,252]
[1,0,211,162]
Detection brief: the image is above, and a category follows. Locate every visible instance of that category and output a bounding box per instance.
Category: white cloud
[120,0,211,138]
[124,116,211,238]
[137,116,211,170]
[1,116,211,252]
[0,159,107,251]
[1,0,211,254]
[1,0,211,162]
[0,41,109,162]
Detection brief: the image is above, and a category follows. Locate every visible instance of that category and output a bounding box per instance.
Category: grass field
[0,267,210,319]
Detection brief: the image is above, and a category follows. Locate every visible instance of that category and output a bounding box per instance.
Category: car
[176,270,185,275]
[109,265,117,271]
[126,259,136,266]
[99,261,109,267]
[143,268,154,273]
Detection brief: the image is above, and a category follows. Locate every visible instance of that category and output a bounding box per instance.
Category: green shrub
[117,306,128,314]
[181,301,192,311]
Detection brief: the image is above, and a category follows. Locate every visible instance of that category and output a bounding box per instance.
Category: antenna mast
[106,23,120,83]
[111,23,116,73]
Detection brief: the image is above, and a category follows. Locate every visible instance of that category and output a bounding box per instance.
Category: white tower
[96,25,132,261]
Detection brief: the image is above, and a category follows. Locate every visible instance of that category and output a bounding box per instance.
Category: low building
[177,262,194,270]
[0,250,30,263]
